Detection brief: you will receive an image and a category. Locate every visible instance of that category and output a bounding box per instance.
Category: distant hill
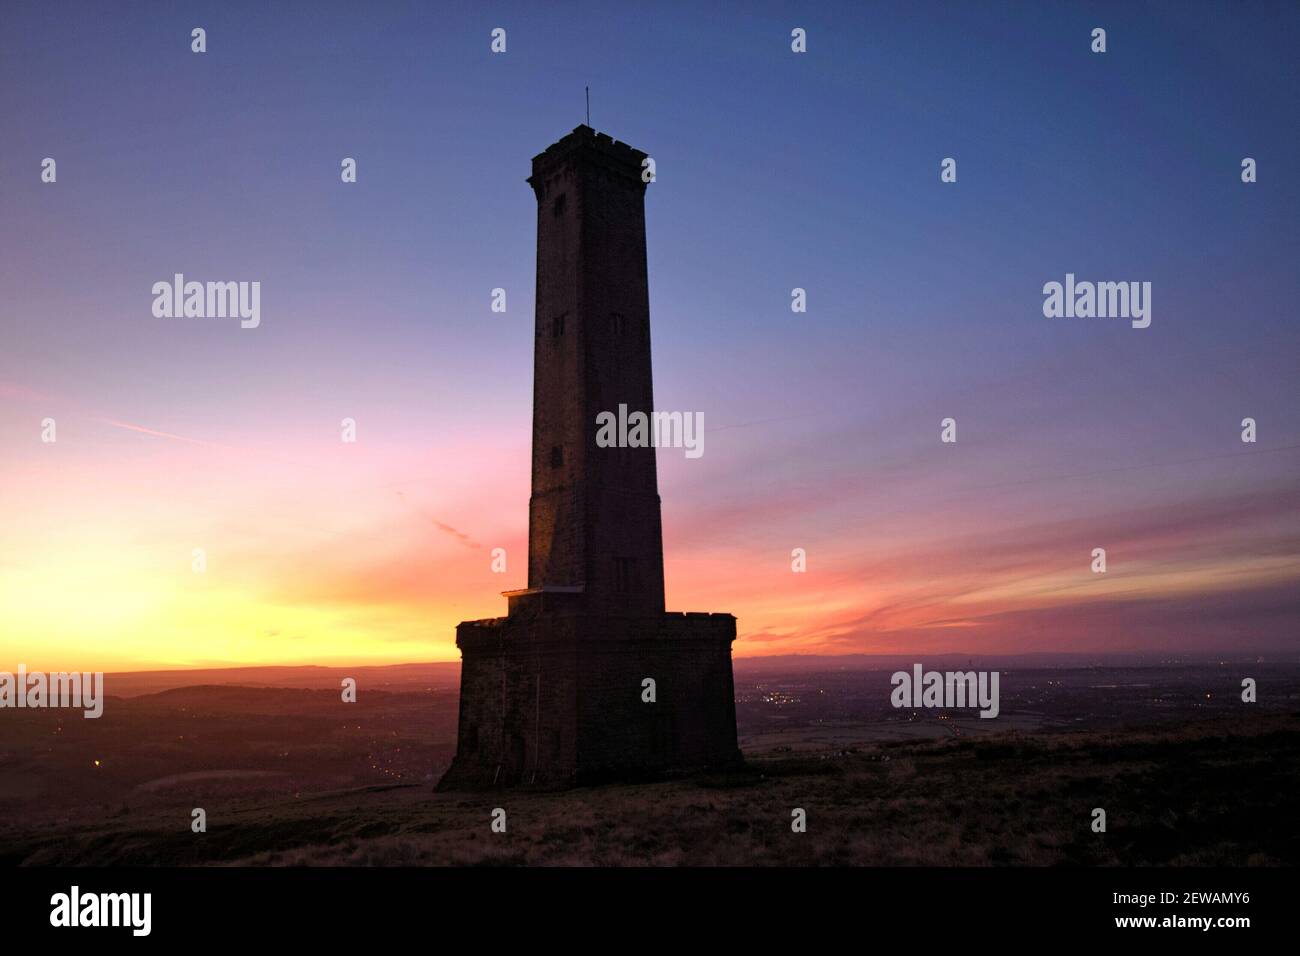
[103,662,461,697]
[98,653,1288,696]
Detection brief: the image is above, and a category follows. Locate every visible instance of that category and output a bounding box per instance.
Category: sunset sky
[2,2,1298,670]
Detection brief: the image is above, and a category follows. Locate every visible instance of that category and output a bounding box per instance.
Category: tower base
[437,603,742,790]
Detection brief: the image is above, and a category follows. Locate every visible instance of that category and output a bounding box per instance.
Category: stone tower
[438,126,742,789]
[525,124,665,617]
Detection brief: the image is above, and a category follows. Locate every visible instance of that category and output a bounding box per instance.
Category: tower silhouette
[525,124,665,618]
[438,126,741,789]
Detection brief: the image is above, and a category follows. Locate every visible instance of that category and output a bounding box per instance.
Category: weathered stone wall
[526,126,665,616]
[440,612,740,789]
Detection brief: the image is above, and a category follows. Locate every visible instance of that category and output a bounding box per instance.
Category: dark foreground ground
[4,710,1296,866]
[3,662,1296,865]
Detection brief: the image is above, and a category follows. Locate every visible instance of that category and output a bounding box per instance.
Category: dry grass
[9,712,1297,866]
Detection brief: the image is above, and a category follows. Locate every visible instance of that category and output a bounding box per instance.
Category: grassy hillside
[7,712,1296,866]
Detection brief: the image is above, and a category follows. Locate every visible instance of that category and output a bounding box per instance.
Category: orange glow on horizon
[3,391,1298,671]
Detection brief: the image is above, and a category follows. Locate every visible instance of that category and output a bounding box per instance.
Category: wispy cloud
[93,417,242,451]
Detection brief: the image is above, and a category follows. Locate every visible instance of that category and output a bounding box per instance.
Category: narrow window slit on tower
[613,556,635,591]
[552,312,567,338]
[550,445,563,468]
[552,193,566,216]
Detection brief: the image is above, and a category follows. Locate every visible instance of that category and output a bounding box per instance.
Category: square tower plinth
[439,609,740,788]
[438,127,741,789]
